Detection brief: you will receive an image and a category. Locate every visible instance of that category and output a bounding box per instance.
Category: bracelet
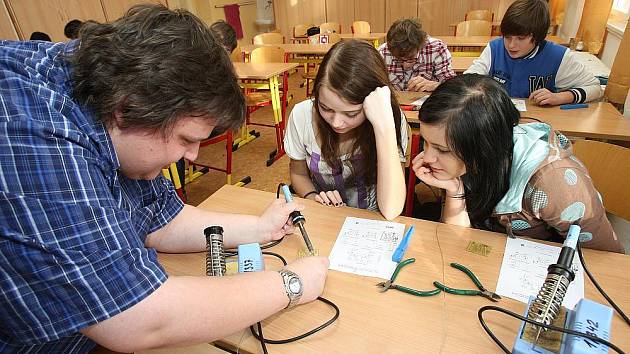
[303,190,318,199]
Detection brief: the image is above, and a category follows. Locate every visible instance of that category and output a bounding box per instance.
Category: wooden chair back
[352,21,371,34]
[320,22,341,33]
[249,46,285,63]
[456,20,492,36]
[308,33,341,45]
[293,24,314,38]
[230,46,244,62]
[572,140,630,220]
[252,32,284,45]
[465,9,493,21]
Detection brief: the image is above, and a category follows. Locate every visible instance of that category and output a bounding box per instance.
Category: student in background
[64,19,83,39]
[29,31,51,41]
[464,0,602,105]
[285,40,407,220]
[210,20,237,53]
[378,18,456,92]
[411,74,623,253]
[0,4,328,352]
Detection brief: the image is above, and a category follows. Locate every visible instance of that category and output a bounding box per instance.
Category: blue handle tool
[392,225,415,263]
[281,184,314,253]
[560,103,589,110]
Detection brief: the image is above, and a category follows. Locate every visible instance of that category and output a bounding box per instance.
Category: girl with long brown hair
[284,40,407,220]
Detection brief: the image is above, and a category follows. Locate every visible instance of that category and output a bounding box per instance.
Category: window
[612,0,630,16]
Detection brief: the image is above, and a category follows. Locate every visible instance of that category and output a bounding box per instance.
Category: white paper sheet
[511,98,527,112]
[411,96,428,108]
[328,217,406,279]
[496,237,584,309]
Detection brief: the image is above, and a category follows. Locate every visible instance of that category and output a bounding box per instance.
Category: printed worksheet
[411,96,428,108]
[496,237,584,309]
[511,98,527,112]
[328,217,405,279]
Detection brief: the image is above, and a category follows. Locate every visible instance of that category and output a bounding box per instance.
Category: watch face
[288,277,301,294]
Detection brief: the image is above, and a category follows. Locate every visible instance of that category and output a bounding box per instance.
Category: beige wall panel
[101,0,166,22]
[354,0,386,32]
[386,0,418,28]
[6,0,105,42]
[495,0,516,22]
[418,0,464,36]
[0,0,19,40]
[326,0,354,33]
[274,0,325,41]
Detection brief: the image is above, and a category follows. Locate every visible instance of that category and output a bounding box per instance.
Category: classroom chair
[252,32,284,45]
[352,21,371,34]
[572,140,630,221]
[293,23,314,42]
[320,22,341,34]
[465,9,493,22]
[303,33,341,96]
[230,45,244,62]
[456,20,492,36]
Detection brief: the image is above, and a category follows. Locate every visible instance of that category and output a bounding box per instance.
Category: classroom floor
[184,70,307,206]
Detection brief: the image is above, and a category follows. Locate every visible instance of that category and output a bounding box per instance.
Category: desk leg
[405,132,421,216]
[266,75,285,166]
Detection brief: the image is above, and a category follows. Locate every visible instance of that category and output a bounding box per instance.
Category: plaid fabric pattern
[378,36,456,91]
[0,40,183,352]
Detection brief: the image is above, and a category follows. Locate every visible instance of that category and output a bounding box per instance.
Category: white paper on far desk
[411,96,428,107]
[511,98,527,112]
[328,217,405,279]
[496,237,584,309]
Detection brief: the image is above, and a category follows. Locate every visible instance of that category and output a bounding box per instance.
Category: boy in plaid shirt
[378,19,456,92]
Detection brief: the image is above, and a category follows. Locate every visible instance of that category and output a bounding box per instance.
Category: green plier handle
[391,258,416,282]
[391,285,441,297]
[377,258,442,297]
[433,262,501,301]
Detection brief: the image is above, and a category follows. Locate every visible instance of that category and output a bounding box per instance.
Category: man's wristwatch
[278,268,303,309]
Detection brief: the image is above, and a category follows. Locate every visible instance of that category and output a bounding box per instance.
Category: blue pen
[560,103,589,110]
[392,225,415,263]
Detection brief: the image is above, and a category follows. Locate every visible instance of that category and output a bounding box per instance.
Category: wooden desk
[241,43,333,56]
[339,32,387,47]
[157,185,630,354]
[404,102,630,141]
[233,62,299,164]
[437,35,567,48]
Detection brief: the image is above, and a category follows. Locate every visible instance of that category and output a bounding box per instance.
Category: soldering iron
[280,184,315,254]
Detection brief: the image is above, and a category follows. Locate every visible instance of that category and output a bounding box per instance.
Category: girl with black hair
[412,74,623,253]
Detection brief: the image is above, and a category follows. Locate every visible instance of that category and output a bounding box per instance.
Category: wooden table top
[403,101,630,141]
[233,62,299,80]
[339,32,386,41]
[452,56,476,72]
[241,43,334,55]
[157,185,630,354]
[437,35,567,47]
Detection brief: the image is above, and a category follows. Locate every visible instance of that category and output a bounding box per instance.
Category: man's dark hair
[501,0,550,45]
[29,31,51,41]
[210,20,237,53]
[70,4,244,135]
[386,19,427,58]
[64,19,83,39]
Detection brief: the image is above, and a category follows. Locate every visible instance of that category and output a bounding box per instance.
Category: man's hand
[529,88,572,106]
[284,256,329,305]
[408,76,440,92]
[257,198,305,243]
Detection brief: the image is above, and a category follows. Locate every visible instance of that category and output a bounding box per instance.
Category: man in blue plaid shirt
[0,4,328,352]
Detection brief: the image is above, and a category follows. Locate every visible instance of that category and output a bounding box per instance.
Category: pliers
[376,258,442,297]
[433,262,501,302]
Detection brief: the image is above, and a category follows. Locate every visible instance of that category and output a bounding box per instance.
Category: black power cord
[248,251,340,353]
[477,241,629,353]
[577,242,630,326]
